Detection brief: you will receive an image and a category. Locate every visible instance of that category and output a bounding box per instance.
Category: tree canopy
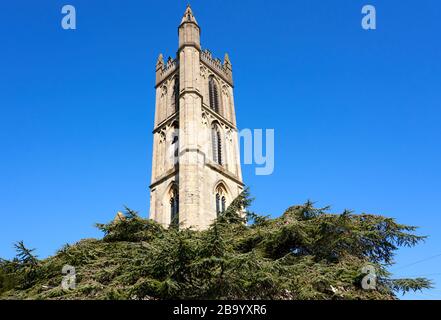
[0,190,432,299]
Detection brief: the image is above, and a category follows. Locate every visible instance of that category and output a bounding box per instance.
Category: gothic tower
[149,5,244,230]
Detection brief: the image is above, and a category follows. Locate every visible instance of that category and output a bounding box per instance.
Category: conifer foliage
[0,190,432,299]
[0,241,40,293]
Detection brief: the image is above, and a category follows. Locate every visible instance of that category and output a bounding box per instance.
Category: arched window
[172,76,179,113]
[209,76,220,113]
[215,184,227,216]
[170,186,179,226]
[211,125,222,165]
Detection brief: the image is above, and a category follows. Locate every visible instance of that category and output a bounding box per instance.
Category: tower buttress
[177,5,205,228]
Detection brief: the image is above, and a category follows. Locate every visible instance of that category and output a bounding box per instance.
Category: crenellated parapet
[201,49,233,86]
[156,56,179,87]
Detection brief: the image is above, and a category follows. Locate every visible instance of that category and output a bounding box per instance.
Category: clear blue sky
[0,0,440,299]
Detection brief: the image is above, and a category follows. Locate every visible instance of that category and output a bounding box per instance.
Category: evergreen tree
[10,241,40,289]
[0,191,433,300]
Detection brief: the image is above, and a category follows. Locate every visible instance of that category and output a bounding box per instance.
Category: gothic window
[212,124,222,165]
[170,186,179,227]
[209,76,220,113]
[172,76,179,113]
[215,184,227,216]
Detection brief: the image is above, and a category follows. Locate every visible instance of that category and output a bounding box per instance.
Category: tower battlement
[201,49,233,86]
[155,49,232,88]
[156,56,179,87]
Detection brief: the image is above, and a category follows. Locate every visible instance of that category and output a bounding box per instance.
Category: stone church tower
[149,5,244,230]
